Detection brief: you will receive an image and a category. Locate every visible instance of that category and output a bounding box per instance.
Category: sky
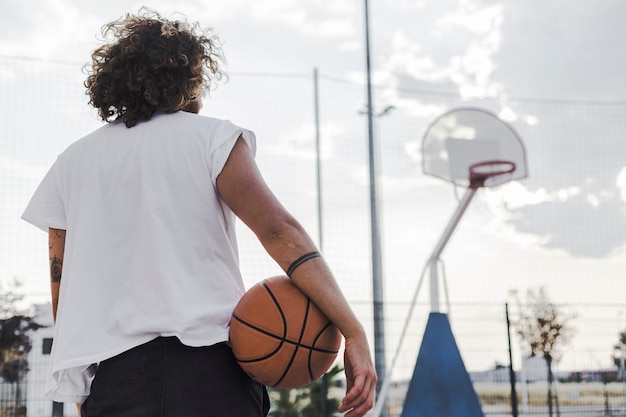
[1,0,626,376]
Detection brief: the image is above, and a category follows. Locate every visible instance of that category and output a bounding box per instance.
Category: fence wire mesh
[1,56,625,417]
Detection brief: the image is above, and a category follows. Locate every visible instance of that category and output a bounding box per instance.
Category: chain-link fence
[1,55,625,416]
[2,301,625,416]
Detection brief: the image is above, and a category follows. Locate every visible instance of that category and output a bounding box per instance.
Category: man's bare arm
[216,138,376,416]
[48,228,66,322]
[48,228,81,415]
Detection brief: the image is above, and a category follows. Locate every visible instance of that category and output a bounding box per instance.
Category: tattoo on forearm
[50,256,63,283]
[51,229,65,239]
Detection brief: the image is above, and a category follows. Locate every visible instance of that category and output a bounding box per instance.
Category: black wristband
[286,251,321,277]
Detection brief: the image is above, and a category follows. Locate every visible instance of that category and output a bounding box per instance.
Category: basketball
[229,275,342,389]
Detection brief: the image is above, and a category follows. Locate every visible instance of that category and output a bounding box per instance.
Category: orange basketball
[229,275,342,389]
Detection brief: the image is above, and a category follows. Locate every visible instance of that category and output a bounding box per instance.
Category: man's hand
[339,335,377,417]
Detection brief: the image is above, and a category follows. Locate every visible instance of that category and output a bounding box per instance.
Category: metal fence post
[506,303,519,417]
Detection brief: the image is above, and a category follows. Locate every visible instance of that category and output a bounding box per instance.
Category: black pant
[81,337,269,417]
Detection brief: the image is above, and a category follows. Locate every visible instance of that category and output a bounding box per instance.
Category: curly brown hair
[85,9,225,128]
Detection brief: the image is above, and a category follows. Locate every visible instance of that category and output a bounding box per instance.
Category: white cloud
[378,1,506,100]
[440,2,503,35]
[557,187,580,202]
[524,115,539,126]
[485,181,549,209]
[269,122,343,161]
[222,0,356,39]
[498,106,518,122]
[485,183,591,211]
[586,194,600,208]
[483,216,551,251]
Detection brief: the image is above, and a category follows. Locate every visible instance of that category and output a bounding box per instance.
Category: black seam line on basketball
[273,286,310,386]
[258,281,336,352]
[302,298,313,381]
[274,296,312,386]
[308,320,334,379]
[233,280,291,382]
[262,280,337,353]
[232,314,338,357]
[263,281,288,342]
[232,314,285,362]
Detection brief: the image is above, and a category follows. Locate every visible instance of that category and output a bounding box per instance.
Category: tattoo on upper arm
[49,228,66,283]
[50,256,63,283]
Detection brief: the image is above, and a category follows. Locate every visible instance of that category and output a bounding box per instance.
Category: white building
[26,303,78,417]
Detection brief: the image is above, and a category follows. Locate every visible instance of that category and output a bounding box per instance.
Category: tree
[612,330,626,378]
[511,287,575,417]
[301,365,343,417]
[268,365,344,417]
[0,279,45,416]
[267,387,304,417]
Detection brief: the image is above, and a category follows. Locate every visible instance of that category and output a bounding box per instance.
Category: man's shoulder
[57,122,117,156]
[162,111,246,135]
[158,110,223,123]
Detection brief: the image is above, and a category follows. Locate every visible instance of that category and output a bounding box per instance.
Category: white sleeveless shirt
[22,111,255,403]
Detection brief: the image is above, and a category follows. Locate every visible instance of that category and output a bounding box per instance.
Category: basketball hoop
[422,107,527,188]
[468,160,516,189]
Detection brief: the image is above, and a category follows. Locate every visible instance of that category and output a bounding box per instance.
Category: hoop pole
[428,187,477,312]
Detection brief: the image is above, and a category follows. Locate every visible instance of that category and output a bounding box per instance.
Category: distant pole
[363,0,387,407]
[313,68,323,251]
[506,303,519,417]
[313,67,329,417]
